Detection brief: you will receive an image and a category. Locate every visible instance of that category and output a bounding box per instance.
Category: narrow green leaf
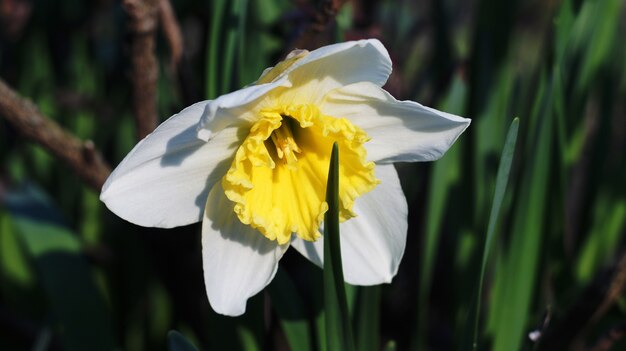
[206,0,227,99]
[323,142,355,351]
[236,294,264,351]
[32,327,53,351]
[167,330,199,351]
[0,211,35,288]
[235,0,249,87]
[219,0,246,95]
[473,117,519,349]
[575,0,622,93]
[316,310,327,351]
[383,340,397,351]
[575,197,626,282]
[5,186,115,351]
[268,268,312,351]
[355,286,381,351]
[415,74,465,349]
[491,75,554,351]
[238,325,261,351]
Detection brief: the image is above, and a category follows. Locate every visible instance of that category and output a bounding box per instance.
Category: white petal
[100,102,244,228]
[272,39,393,106]
[291,164,407,285]
[321,82,471,163]
[202,184,288,316]
[196,78,291,141]
[198,40,392,140]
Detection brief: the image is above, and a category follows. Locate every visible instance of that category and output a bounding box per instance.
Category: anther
[270,117,301,168]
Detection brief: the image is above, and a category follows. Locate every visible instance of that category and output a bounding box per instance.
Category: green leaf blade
[6,185,115,351]
[355,286,381,351]
[268,268,313,351]
[473,117,519,349]
[167,330,199,351]
[323,142,355,351]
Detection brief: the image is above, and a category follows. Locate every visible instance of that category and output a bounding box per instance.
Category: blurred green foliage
[1,0,625,350]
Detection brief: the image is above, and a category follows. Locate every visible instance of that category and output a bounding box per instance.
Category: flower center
[222,104,379,245]
[269,117,301,169]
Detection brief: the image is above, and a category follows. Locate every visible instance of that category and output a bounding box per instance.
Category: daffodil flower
[100,39,470,316]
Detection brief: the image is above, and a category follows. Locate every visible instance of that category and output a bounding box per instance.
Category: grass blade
[472,117,519,349]
[355,286,381,351]
[414,74,466,349]
[491,74,554,351]
[323,142,355,351]
[268,268,313,351]
[383,340,397,351]
[5,185,115,351]
[206,0,227,99]
[167,330,199,351]
[219,0,247,95]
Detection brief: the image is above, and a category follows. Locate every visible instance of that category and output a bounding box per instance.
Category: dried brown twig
[311,0,346,31]
[289,0,347,51]
[536,251,626,351]
[0,79,111,191]
[123,0,160,140]
[123,0,185,139]
[0,0,184,192]
[158,0,183,67]
[588,322,626,351]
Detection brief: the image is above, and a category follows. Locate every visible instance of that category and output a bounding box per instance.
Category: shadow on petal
[201,183,288,315]
[160,124,206,167]
[204,183,278,255]
[157,121,249,217]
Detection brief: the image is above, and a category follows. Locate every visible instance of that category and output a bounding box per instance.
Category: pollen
[269,117,301,169]
[221,104,379,245]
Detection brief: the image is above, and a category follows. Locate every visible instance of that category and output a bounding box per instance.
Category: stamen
[223,104,378,244]
[270,117,301,169]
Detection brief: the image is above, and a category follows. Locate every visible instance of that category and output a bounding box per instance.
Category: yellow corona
[222,103,379,244]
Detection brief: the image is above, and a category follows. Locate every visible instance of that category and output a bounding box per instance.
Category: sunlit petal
[196,78,291,141]
[101,103,243,227]
[271,39,393,106]
[202,184,289,316]
[321,81,471,163]
[291,164,407,284]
